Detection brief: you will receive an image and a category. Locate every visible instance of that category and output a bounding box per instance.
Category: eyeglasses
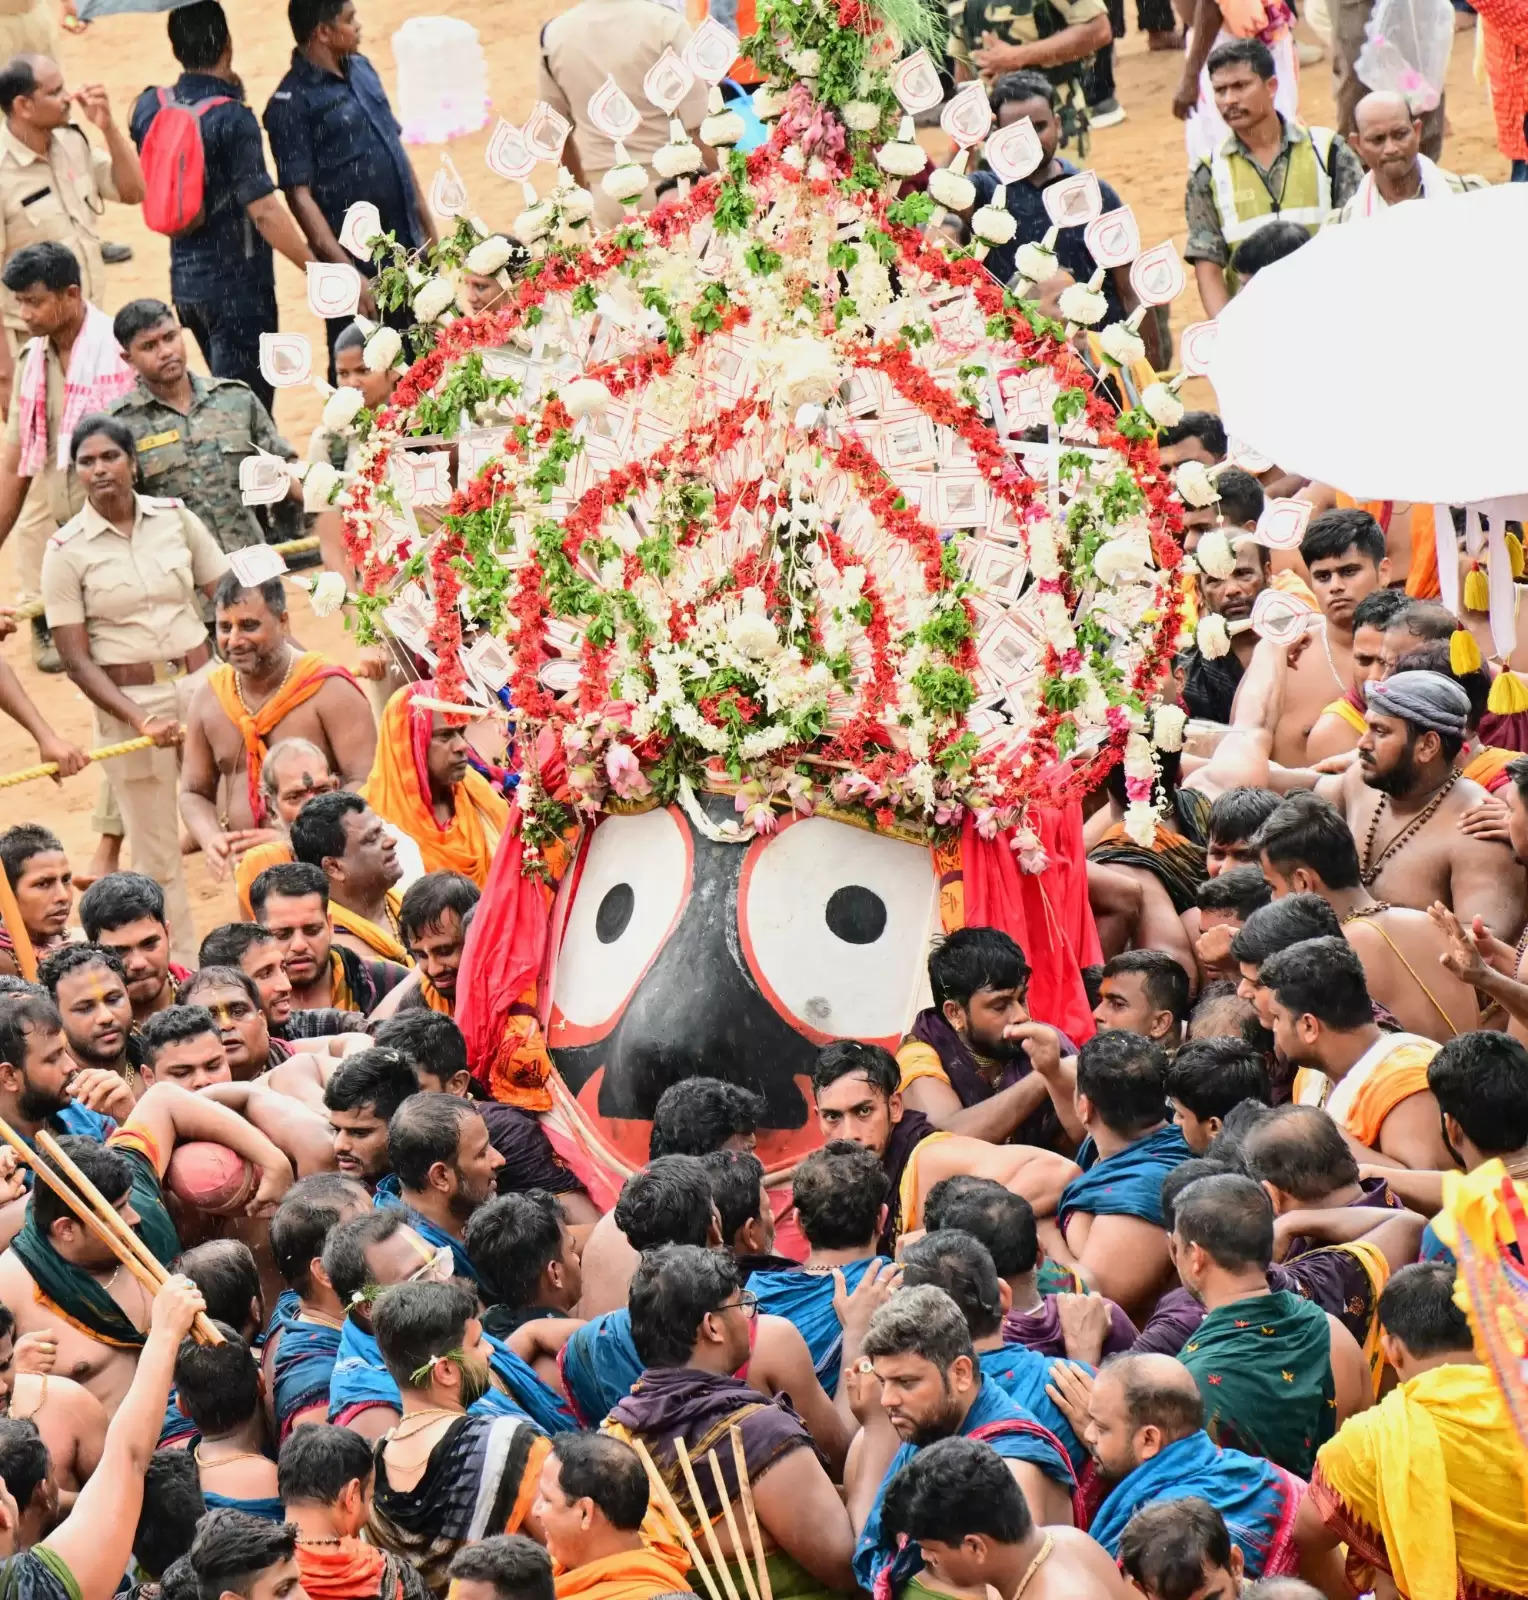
[407,1243,456,1284]
[714,1291,758,1320]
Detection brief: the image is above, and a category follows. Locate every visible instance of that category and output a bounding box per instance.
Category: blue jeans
[1513,160,1528,182]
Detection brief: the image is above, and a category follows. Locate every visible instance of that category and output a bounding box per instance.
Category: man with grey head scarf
[1309,668,1525,935]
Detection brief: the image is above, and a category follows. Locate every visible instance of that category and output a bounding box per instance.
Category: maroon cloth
[1002,1294,1138,1358]
[906,1008,1072,1150]
[878,1109,934,1254]
[1282,1176,1399,1260]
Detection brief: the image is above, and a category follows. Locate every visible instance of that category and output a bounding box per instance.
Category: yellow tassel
[1451,628,1483,675]
[1463,566,1490,613]
[1489,669,1528,715]
[1507,532,1525,580]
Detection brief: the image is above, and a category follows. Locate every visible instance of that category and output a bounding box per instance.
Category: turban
[1364,670,1470,737]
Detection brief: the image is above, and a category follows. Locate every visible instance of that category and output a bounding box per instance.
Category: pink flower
[1125,775,1154,804]
[604,743,652,800]
[1106,705,1132,735]
[974,807,1001,840]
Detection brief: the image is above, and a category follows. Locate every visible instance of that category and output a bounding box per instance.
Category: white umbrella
[1208,183,1528,505]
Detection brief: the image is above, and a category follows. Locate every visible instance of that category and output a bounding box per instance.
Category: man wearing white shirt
[1335,90,1485,221]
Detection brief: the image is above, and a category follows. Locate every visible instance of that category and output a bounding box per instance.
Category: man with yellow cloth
[290,790,410,965]
[180,574,377,880]
[1297,1260,1528,1600]
[361,682,509,888]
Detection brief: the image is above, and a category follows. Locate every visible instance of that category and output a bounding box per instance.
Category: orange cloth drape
[1334,493,1439,599]
[236,839,295,919]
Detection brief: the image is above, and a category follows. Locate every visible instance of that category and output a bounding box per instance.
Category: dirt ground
[0,0,1508,939]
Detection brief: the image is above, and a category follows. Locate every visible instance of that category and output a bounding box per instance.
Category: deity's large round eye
[550,807,692,1043]
[739,817,939,1043]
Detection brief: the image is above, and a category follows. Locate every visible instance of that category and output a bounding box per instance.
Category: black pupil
[595,883,635,944]
[825,885,887,945]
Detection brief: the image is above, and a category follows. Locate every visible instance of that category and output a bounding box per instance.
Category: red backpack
[140,89,231,237]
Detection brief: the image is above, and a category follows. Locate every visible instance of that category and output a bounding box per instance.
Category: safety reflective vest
[1206,123,1338,248]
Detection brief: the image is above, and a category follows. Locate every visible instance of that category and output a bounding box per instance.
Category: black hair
[388,1093,479,1190]
[988,70,1055,114]
[80,871,166,938]
[1391,643,1490,732]
[68,413,136,469]
[1259,935,1372,1029]
[1166,1039,1272,1122]
[627,1243,740,1368]
[212,572,287,619]
[197,923,279,970]
[1390,602,1457,643]
[175,1239,260,1332]
[174,1323,259,1432]
[1253,793,1361,890]
[370,1010,469,1086]
[1240,1104,1360,1198]
[29,1135,131,1235]
[927,927,1030,1011]
[287,0,347,45]
[0,1417,49,1513]
[465,1191,567,1307]
[1101,950,1191,1028]
[922,1178,1038,1278]
[1300,507,1387,568]
[614,1155,716,1251]
[1101,1352,1208,1434]
[1206,37,1276,77]
[881,1435,1031,1549]
[139,1004,221,1067]
[1230,220,1309,281]
[901,1230,1003,1339]
[188,1508,297,1600]
[0,824,62,888]
[249,861,329,919]
[551,1433,649,1531]
[1378,1261,1472,1356]
[166,0,229,69]
[161,1557,200,1600]
[179,966,261,1014]
[701,1149,766,1245]
[1207,786,1282,847]
[322,1209,406,1309]
[1353,589,1412,631]
[372,1279,477,1389]
[1076,1029,1170,1138]
[113,298,177,350]
[1,240,80,295]
[1160,1157,1235,1231]
[36,943,125,1004]
[397,871,480,945]
[323,1047,420,1119]
[1205,1100,1273,1167]
[1209,467,1266,529]
[812,1039,900,1099]
[0,56,39,114]
[290,792,366,869]
[862,1284,975,1368]
[1172,1172,1275,1269]
[277,1422,374,1506]
[0,990,61,1069]
[1194,865,1272,920]
[1157,411,1227,459]
[135,1449,204,1580]
[0,1304,12,1342]
[1230,894,1342,967]
[790,1140,887,1250]
[270,1173,371,1292]
[1118,1498,1234,1600]
[649,1077,764,1160]
[1428,1029,1528,1155]
[447,1537,554,1600]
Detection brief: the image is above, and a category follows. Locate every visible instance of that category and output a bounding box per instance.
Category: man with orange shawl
[361,682,509,888]
[181,574,375,880]
[1297,1261,1528,1600]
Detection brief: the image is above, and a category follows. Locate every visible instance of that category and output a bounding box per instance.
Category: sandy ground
[0,0,1508,939]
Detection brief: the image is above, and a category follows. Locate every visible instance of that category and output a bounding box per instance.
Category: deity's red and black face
[546,793,939,1165]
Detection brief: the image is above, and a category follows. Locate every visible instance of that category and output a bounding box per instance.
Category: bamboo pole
[675,1438,743,1600]
[705,1449,761,1600]
[629,1435,724,1600]
[730,1426,773,1600]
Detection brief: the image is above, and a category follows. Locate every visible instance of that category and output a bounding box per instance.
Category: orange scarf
[419,972,452,1014]
[329,893,409,964]
[235,838,295,920]
[1463,746,1517,793]
[360,683,509,886]
[296,1539,401,1600]
[553,1549,692,1600]
[208,650,355,825]
[1335,493,1439,599]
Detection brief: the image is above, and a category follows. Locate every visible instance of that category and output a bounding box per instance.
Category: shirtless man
[0,827,73,978]
[1255,793,1480,1041]
[0,1079,293,1409]
[1301,482,1426,593]
[1314,670,1524,936]
[180,576,376,879]
[38,944,139,1096]
[0,1304,107,1515]
[1266,510,1390,766]
[1304,589,1410,763]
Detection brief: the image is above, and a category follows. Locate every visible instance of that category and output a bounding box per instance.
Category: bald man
[1336,90,1485,221]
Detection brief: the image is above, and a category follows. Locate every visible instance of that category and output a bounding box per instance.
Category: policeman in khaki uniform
[41,415,230,964]
[108,299,300,553]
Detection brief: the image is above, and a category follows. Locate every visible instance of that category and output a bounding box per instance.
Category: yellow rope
[0,735,160,789]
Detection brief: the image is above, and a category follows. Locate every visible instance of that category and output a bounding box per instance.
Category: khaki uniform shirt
[41,493,230,666]
[3,338,83,525]
[109,373,295,553]
[0,122,117,340]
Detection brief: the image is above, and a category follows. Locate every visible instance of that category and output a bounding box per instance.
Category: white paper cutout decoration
[239,454,291,507]
[1227,436,1276,474]
[1130,241,1186,305]
[940,81,993,147]
[523,101,572,164]
[1178,320,1219,377]
[586,75,641,141]
[485,119,535,183]
[430,159,469,219]
[259,333,311,388]
[1083,207,1140,269]
[983,117,1044,184]
[644,47,695,114]
[228,541,289,586]
[682,17,740,84]
[1251,586,1317,641]
[305,263,363,319]
[339,201,383,261]
[1258,498,1313,550]
[1042,170,1103,228]
[891,49,943,114]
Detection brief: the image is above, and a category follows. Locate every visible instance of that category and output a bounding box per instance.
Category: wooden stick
[0,863,37,982]
[675,1438,743,1600]
[0,737,158,791]
[407,696,515,722]
[730,1425,772,1600]
[629,1435,723,1600]
[706,1449,761,1600]
[34,1129,223,1346]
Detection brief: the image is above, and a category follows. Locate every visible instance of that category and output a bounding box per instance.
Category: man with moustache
[37,942,140,1103]
[1303,589,1410,763]
[1181,537,1269,725]
[198,921,364,1043]
[0,826,73,976]
[79,873,187,1027]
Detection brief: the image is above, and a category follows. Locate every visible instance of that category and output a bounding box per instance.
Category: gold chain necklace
[235,647,298,717]
[1013,1535,1054,1600]
[1359,770,1460,888]
[389,1408,461,1440]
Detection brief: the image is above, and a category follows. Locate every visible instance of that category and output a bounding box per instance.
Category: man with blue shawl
[1069,1353,1304,1580]
[850,1286,1076,1599]
[749,1142,888,1394]
[1052,1032,1191,1322]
